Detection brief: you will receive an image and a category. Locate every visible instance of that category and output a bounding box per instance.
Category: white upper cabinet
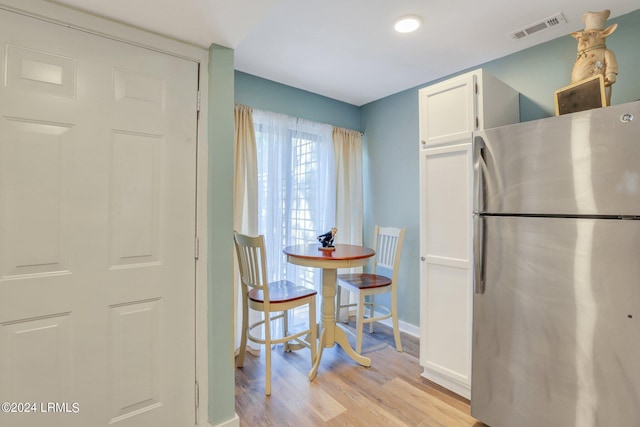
[419,69,519,148]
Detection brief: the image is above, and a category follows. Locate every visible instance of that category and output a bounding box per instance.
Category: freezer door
[471,216,640,427]
[474,101,640,216]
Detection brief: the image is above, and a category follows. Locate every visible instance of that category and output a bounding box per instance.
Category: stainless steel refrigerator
[471,101,640,427]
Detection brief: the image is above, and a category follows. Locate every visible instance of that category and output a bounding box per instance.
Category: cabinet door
[419,73,476,148]
[419,142,473,399]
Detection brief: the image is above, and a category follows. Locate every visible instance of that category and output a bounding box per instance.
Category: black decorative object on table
[317,228,337,251]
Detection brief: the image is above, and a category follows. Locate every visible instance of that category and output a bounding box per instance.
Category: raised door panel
[419,73,476,148]
[109,299,161,423]
[0,118,72,280]
[421,143,472,264]
[422,264,472,396]
[108,131,163,268]
[0,314,71,427]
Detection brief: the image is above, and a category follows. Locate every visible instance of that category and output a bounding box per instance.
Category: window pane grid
[287,136,319,289]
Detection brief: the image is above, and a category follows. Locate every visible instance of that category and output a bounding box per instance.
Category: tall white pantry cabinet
[418,69,519,399]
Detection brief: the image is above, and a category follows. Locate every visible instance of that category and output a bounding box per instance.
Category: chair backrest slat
[234,232,269,295]
[373,226,405,280]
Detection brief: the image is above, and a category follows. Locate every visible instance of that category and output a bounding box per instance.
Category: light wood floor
[235,318,485,427]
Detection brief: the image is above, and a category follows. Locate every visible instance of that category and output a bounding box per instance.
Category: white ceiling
[52,0,638,106]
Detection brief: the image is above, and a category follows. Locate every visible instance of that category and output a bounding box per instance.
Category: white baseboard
[207,413,239,427]
[421,367,470,400]
[341,309,420,338]
[382,316,420,338]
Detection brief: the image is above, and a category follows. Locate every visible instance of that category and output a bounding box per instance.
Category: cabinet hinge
[475,83,479,94]
[476,117,479,129]
[196,90,201,112]
[194,236,200,260]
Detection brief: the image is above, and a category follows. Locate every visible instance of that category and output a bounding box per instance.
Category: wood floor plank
[308,358,413,426]
[381,378,478,427]
[235,319,485,427]
[271,353,347,422]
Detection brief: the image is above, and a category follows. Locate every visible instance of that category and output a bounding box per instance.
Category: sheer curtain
[252,109,335,293]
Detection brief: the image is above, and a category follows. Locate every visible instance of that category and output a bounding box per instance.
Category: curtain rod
[237,104,364,137]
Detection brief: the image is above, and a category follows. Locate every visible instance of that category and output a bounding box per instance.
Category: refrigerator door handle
[473,214,486,294]
[473,135,486,214]
[473,135,487,294]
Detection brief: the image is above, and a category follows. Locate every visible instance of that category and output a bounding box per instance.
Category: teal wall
[235,71,362,131]
[360,89,419,326]
[207,44,236,426]
[361,9,640,327]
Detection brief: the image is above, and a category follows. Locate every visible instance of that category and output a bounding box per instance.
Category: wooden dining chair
[336,226,406,354]
[233,231,317,396]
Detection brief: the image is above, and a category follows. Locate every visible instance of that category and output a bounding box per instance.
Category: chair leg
[391,292,403,352]
[336,286,340,322]
[391,314,403,352]
[309,297,317,364]
[264,314,272,396]
[236,299,248,368]
[336,286,347,323]
[356,292,366,354]
[283,310,290,352]
[368,295,375,334]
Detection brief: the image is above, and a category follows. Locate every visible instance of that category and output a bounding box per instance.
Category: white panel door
[419,142,473,399]
[0,8,197,427]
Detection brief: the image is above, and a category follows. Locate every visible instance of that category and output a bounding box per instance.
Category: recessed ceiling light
[394,15,422,33]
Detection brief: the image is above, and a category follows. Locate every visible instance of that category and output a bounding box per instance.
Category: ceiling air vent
[509,12,567,40]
